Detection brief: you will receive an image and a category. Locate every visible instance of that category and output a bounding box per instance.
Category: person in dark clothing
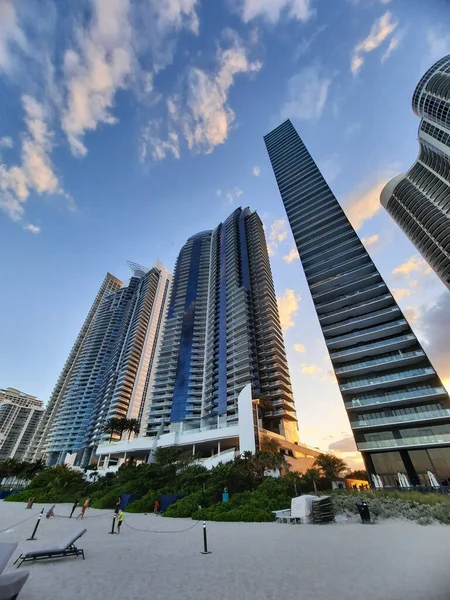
[114,497,121,516]
[70,497,79,518]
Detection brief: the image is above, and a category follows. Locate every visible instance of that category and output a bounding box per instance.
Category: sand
[1,500,449,600]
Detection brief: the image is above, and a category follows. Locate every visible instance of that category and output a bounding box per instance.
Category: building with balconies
[34,262,170,468]
[147,207,299,446]
[381,54,450,290]
[265,119,450,487]
[0,388,44,462]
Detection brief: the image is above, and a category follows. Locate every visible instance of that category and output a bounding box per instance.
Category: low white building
[95,385,321,475]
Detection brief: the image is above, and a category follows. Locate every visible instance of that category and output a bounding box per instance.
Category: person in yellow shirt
[117,509,124,534]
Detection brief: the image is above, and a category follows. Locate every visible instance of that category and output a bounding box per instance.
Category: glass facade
[36,264,170,467]
[264,119,450,486]
[148,207,299,443]
[381,54,450,290]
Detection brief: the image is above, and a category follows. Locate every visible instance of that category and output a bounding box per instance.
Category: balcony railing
[340,367,435,392]
[351,408,450,429]
[335,350,425,375]
[331,334,416,360]
[327,319,408,347]
[345,386,447,410]
[358,433,450,451]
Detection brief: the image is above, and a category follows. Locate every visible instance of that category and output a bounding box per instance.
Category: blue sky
[1,0,450,467]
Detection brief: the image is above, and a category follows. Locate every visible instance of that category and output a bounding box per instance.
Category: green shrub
[125,491,158,513]
[163,493,201,518]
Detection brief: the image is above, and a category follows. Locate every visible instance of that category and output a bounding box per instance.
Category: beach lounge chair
[14,528,87,568]
[0,542,30,599]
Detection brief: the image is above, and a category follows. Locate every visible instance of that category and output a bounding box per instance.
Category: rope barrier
[123,519,201,534]
[54,511,112,520]
[0,512,41,534]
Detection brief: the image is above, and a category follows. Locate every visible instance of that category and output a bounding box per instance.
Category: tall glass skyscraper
[148,207,299,443]
[35,263,170,467]
[381,54,450,290]
[265,119,450,486]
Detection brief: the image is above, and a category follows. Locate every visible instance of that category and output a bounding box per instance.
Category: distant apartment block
[265,119,450,487]
[33,262,170,468]
[381,54,450,290]
[0,388,44,462]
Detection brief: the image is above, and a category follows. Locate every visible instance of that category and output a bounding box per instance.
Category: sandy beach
[1,500,449,600]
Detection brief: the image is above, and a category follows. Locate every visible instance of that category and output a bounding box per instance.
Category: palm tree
[313,453,348,480]
[259,434,281,453]
[302,467,322,492]
[126,418,140,440]
[116,417,129,439]
[102,417,121,442]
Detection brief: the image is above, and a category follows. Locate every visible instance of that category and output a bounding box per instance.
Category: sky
[1,0,450,469]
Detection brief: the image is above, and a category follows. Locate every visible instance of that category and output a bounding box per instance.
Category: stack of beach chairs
[311,496,334,524]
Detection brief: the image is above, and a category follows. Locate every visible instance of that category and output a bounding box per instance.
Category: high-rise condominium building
[148,207,299,443]
[0,388,44,462]
[34,262,170,467]
[265,119,450,487]
[381,54,450,290]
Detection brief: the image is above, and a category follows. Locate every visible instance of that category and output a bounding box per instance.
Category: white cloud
[361,233,380,248]
[392,255,432,277]
[282,247,299,264]
[143,34,262,160]
[381,28,406,63]
[0,137,13,149]
[403,305,418,324]
[280,62,333,121]
[351,11,399,75]
[0,95,62,222]
[240,0,314,23]
[0,0,27,75]
[225,187,244,204]
[300,363,323,376]
[296,24,327,57]
[62,0,200,157]
[267,218,288,255]
[61,0,135,157]
[252,165,260,176]
[24,223,40,234]
[294,343,306,353]
[140,120,180,161]
[392,288,412,301]
[426,28,450,66]
[344,170,396,231]
[277,289,301,332]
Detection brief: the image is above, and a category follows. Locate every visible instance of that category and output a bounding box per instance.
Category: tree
[259,434,281,453]
[102,417,122,442]
[302,467,322,492]
[126,418,140,440]
[313,453,348,480]
[345,469,368,481]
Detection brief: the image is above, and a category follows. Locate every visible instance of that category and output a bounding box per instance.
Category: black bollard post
[28,509,44,541]
[201,521,211,554]
[108,514,116,535]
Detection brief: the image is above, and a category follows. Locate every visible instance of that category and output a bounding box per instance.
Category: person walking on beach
[114,496,121,517]
[117,509,124,535]
[153,499,160,514]
[76,497,90,519]
[70,496,79,518]
[46,505,55,519]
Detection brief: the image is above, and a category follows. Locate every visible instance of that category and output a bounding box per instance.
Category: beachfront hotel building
[264,119,450,487]
[381,54,450,290]
[33,262,171,467]
[96,208,321,473]
[0,388,44,462]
